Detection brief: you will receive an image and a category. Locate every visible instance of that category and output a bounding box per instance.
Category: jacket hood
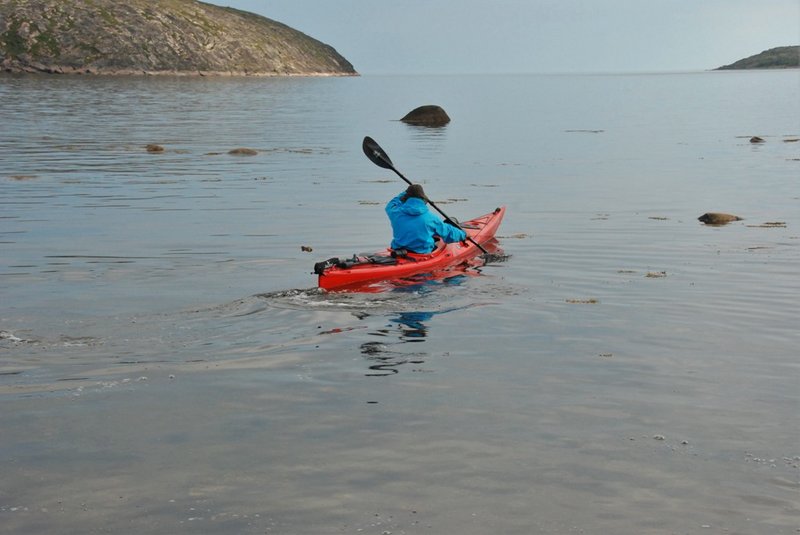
[400,197,428,216]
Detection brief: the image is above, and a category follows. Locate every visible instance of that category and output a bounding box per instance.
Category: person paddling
[386,184,466,254]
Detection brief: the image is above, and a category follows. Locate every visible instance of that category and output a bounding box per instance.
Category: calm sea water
[1,71,799,534]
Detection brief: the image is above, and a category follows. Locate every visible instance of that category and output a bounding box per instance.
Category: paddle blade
[475,239,510,265]
[362,136,394,170]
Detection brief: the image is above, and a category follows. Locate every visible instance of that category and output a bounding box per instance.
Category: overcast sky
[207,0,800,74]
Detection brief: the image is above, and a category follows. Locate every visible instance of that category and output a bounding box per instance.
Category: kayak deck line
[315,206,506,291]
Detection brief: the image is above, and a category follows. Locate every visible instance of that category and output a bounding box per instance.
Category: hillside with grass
[716,46,799,70]
[0,0,357,75]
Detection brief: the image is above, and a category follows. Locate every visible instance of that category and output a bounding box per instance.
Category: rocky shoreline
[2,64,359,77]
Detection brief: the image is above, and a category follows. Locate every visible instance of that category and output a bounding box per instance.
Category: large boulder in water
[401,105,451,127]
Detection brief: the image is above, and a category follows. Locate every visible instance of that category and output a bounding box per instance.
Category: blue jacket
[386,191,467,253]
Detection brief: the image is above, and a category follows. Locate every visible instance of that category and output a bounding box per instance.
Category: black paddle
[362,136,490,255]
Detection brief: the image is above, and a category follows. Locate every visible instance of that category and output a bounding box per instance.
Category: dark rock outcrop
[401,105,451,127]
[0,0,357,76]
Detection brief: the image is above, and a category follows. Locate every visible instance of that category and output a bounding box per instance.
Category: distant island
[716,46,799,70]
[0,0,357,76]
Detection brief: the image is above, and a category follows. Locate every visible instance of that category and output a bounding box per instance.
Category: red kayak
[315,206,506,291]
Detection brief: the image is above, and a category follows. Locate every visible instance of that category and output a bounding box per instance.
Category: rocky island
[716,46,799,70]
[0,0,357,76]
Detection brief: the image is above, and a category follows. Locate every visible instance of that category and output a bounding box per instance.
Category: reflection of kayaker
[393,311,435,339]
[361,310,437,376]
[386,184,466,254]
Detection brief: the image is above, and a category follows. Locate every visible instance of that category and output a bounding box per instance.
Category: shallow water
[1,71,799,534]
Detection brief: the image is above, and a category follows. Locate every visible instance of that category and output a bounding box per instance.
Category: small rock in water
[301,245,313,252]
[748,221,787,228]
[749,136,765,143]
[653,434,666,441]
[0,331,23,342]
[698,212,742,225]
[146,144,165,153]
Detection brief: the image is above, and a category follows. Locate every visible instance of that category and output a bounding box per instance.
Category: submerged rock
[146,144,165,153]
[228,148,258,156]
[400,105,451,127]
[698,212,743,225]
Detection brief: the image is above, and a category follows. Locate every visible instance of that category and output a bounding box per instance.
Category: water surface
[1,71,799,534]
